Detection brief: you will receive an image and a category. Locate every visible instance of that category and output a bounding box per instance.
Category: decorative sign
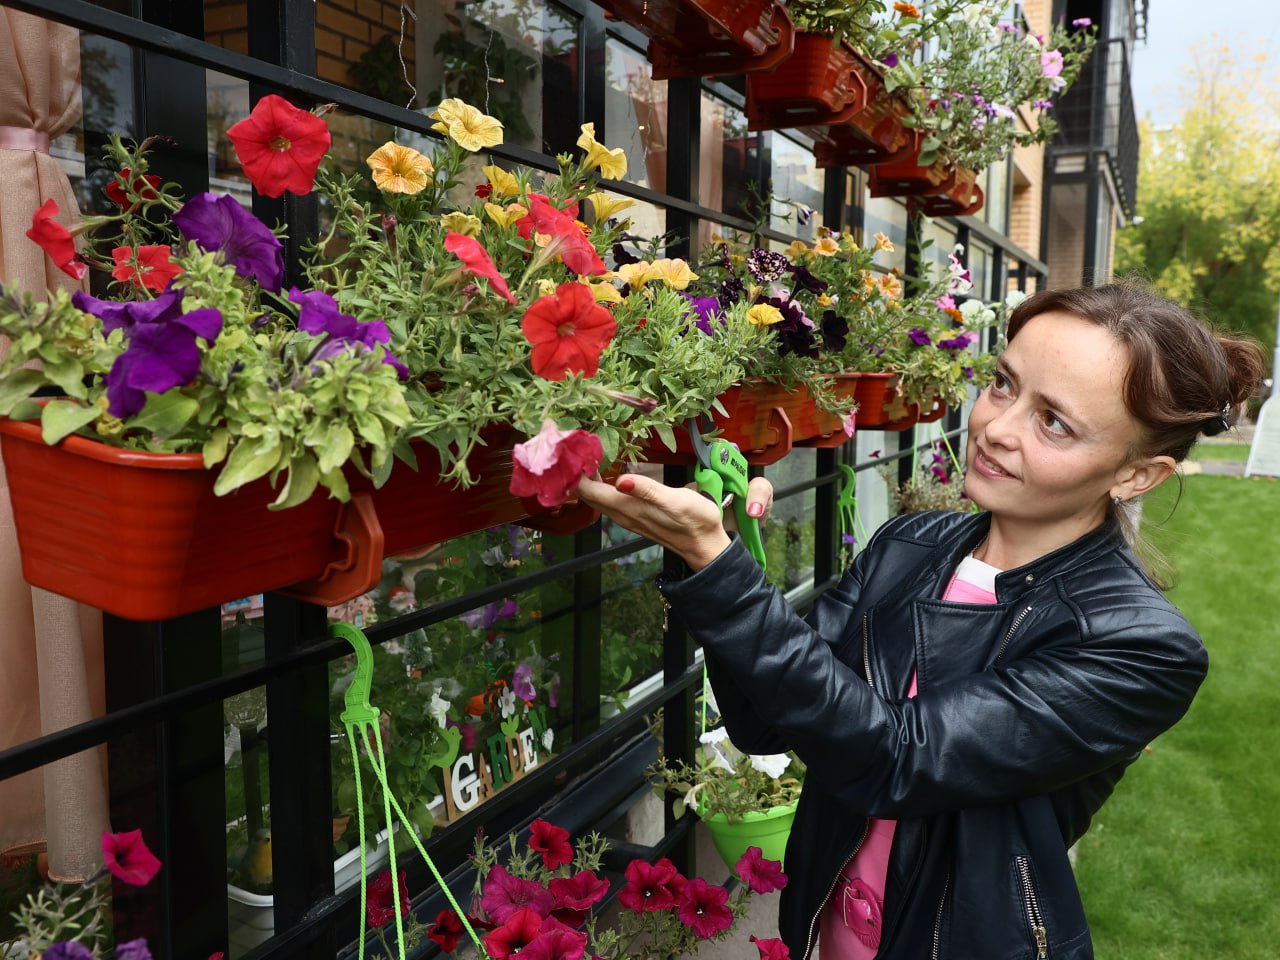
[1245,396,1280,478]
[439,705,553,821]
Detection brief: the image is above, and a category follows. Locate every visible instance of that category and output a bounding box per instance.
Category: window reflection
[606,39,667,192]
[762,450,818,592]
[700,92,759,219]
[865,196,908,272]
[769,133,823,242]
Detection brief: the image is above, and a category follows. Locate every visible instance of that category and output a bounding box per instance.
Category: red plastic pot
[0,420,604,620]
[868,132,956,197]
[811,52,912,168]
[745,32,869,131]
[850,372,946,431]
[916,171,985,218]
[595,0,795,80]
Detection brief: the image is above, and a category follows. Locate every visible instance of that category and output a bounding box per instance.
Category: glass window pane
[600,524,664,713]
[762,450,818,592]
[700,92,760,219]
[769,134,823,242]
[921,220,957,274]
[865,196,908,272]
[984,156,1010,233]
[968,242,992,299]
[606,39,668,192]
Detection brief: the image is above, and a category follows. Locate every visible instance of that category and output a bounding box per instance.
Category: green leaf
[654,421,677,452]
[131,392,199,439]
[40,358,87,398]
[0,369,47,415]
[316,423,355,474]
[271,456,321,510]
[8,399,41,421]
[40,400,100,444]
[203,427,230,468]
[214,437,284,496]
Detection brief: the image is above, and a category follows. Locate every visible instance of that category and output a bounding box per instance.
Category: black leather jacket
[658,510,1207,960]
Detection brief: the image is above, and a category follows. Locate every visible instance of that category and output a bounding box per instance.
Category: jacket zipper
[1015,855,1049,959]
[995,605,1033,663]
[802,620,876,960]
[931,874,950,960]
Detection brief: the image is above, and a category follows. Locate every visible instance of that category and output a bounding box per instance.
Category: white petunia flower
[749,753,792,779]
[542,728,555,751]
[428,690,451,728]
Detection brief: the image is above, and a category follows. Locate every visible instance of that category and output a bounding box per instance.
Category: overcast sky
[1130,0,1280,125]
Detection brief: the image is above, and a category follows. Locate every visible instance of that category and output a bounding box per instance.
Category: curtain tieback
[0,126,52,154]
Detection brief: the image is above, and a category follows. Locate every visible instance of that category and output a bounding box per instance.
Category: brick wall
[1008,0,1051,269]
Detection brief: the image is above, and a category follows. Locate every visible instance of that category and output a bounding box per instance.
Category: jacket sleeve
[659,537,1209,820]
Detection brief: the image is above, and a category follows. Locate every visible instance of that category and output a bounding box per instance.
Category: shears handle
[696,439,767,570]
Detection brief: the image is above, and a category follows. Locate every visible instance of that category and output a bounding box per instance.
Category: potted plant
[876,6,1096,187]
[881,433,976,515]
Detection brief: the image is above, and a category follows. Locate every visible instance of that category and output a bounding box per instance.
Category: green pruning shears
[687,414,767,569]
[333,623,485,960]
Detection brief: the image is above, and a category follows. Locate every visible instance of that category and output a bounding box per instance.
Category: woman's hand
[576,473,774,572]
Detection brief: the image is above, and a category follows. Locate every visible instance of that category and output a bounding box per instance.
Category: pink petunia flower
[676,878,734,939]
[520,925,589,960]
[529,819,574,870]
[735,846,789,894]
[750,935,792,960]
[482,865,556,924]
[102,829,162,886]
[509,419,604,509]
[1040,49,1064,78]
[549,870,610,927]
[524,195,606,277]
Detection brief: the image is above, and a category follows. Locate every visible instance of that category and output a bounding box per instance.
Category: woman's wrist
[682,529,733,573]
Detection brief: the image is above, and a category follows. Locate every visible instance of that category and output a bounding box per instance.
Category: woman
[576,284,1264,960]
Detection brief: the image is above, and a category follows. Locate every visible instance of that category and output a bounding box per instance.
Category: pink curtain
[0,8,109,882]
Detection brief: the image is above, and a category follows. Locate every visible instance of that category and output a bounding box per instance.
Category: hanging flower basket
[811,51,912,168]
[745,32,869,131]
[914,166,984,218]
[594,0,795,80]
[641,377,857,466]
[850,372,946,431]
[0,420,603,621]
[868,132,956,197]
[702,801,797,875]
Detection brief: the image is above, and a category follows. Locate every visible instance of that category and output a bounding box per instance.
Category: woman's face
[964,310,1148,534]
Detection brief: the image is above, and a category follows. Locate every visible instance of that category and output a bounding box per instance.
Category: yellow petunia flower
[587,192,636,222]
[441,212,483,237]
[817,293,833,307]
[874,231,895,252]
[813,235,840,256]
[482,164,520,198]
[366,141,433,195]
[785,239,810,260]
[583,279,623,304]
[647,258,698,290]
[877,274,903,299]
[484,202,528,230]
[616,261,653,288]
[746,303,784,326]
[577,123,628,180]
[536,278,557,297]
[432,98,503,152]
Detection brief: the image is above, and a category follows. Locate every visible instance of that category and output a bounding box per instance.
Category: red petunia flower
[521,283,616,381]
[529,819,574,870]
[520,925,588,960]
[549,870,610,927]
[484,907,544,960]
[481,864,556,924]
[677,877,734,939]
[517,193,579,241]
[111,245,184,292]
[105,167,161,213]
[475,182,493,198]
[444,231,515,303]
[617,857,686,913]
[366,869,410,928]
[226,94,330,198]
[101,829,162,886]
[428,909,466,953]
[750,935,792,960]
[27,198,86,281]
[524,196,605,277]
[509,419,604,510]
[734,846,789,895]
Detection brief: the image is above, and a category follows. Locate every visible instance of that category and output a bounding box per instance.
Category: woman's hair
[1003,282,1266,587]
[1006,282,1266,462]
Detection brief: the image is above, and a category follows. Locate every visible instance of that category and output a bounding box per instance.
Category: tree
[1115,40,1280,351]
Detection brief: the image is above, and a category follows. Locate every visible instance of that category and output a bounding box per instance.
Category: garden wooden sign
[439,706,553,821]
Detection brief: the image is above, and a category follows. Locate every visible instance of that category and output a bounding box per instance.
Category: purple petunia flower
[173,192,284,292]
[43,944,94,960]
[116,938,153,960]
[460,599,519,630]
[512,661,537,701]
[796,206,814,226]
[963,366,975,379]
[681,294,726,335]
[937,334,975,351]
[746,248,790,284]
[288,287,410,380]
[841,533,858,546]
[908,328,932,346]
[547,671,560,709]
[881,52,899,68]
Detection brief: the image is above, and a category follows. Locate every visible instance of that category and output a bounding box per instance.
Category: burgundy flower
[428,909,465,953]
[521,925,588,960]
[618,857,686,913]
[907,328,932,346]
[734,846,789,895]
[529,819,574,870]
[481,864,556,923]
[676,878,734,939]
[549,870,610,926]
[102,830,162,886]
[750,935,791,960]
[367,869,410,928]
[821,309,848,352]
[226,94,330,198]
[484,907,545,959]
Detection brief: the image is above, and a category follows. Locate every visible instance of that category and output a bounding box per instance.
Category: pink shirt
[818,555,1000,958]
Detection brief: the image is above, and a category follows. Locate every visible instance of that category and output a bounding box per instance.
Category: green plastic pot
[700,801,798,876]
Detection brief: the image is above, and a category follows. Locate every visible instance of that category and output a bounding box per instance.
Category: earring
[1112,495,1124,506]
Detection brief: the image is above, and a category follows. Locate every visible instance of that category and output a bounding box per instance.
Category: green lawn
[1188,443,1252,462]
[1074,475,1280,958]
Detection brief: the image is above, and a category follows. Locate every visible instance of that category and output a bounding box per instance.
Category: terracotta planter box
[868,132,956,197]
[916,168,985,217]
[0,421,601,621]
[595,0,795,80]
[849,372,946,431]
[745,32,869,131]
[811,51,912,168]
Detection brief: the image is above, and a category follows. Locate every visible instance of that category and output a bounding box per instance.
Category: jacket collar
[925,511,1125,603]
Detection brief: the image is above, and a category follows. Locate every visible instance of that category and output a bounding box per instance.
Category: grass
[1188,443,1251,462]
[1074,474,1280,958]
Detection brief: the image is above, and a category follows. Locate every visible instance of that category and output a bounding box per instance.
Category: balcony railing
[1050,37,1140,217]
